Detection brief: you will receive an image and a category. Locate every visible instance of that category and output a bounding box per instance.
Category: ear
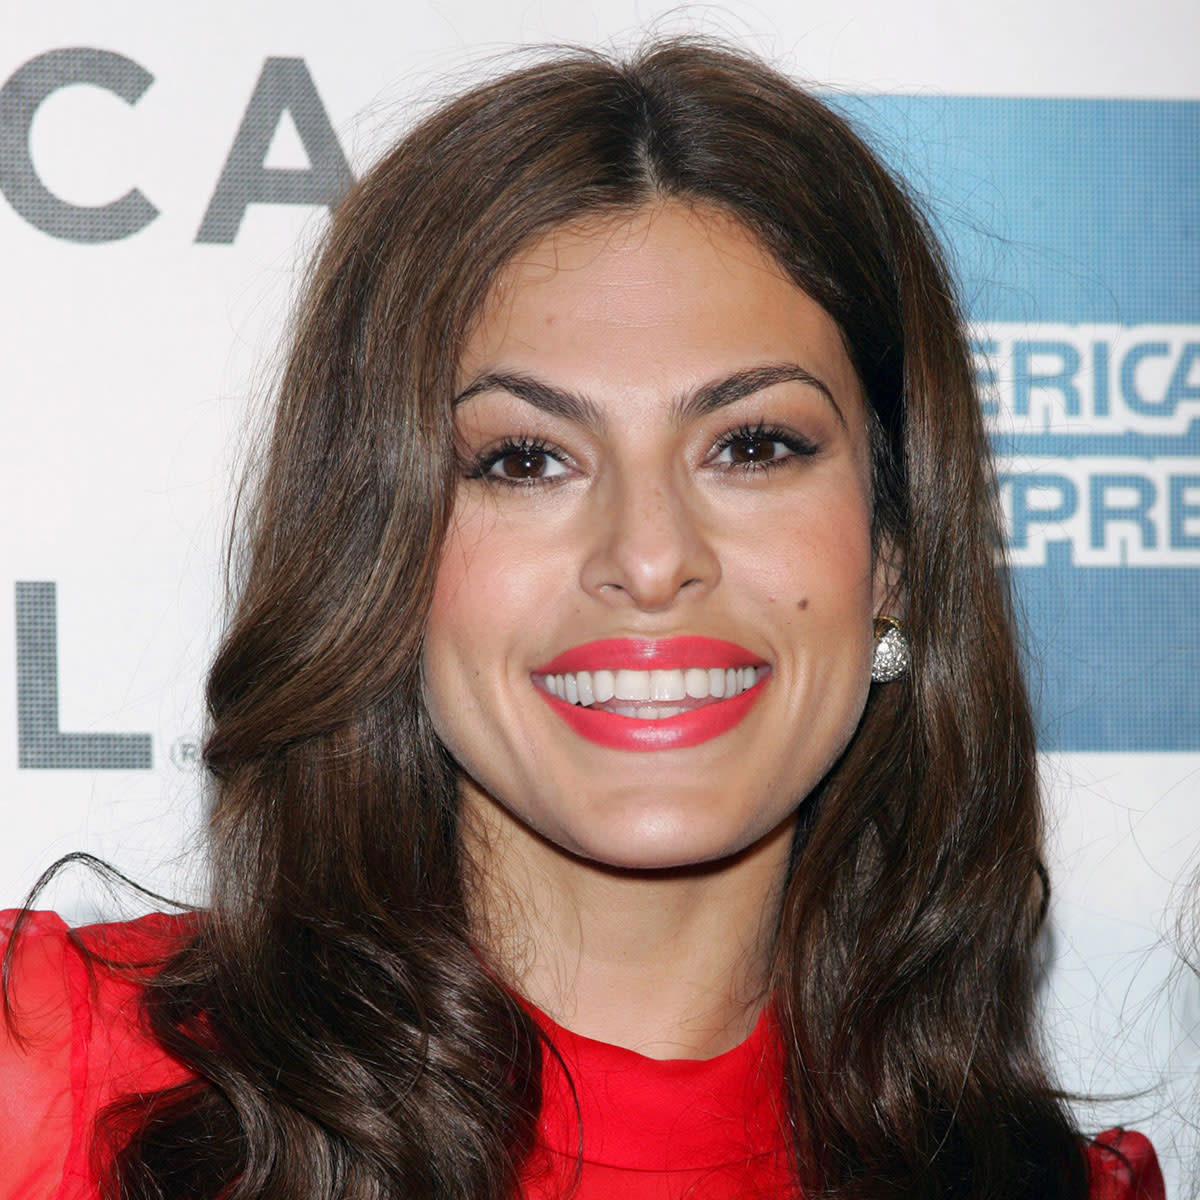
[871,538,905,619]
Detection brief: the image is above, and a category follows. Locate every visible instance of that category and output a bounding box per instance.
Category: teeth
[614,670,651,701]
[650,669,686,702]
[541,666,762,715]
[593,669,615,703]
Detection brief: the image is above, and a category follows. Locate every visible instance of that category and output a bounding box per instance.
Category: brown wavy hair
[90,38,1085,1200]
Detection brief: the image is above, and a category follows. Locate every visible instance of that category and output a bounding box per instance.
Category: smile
[540,665,763,718]
[532,638,769,752]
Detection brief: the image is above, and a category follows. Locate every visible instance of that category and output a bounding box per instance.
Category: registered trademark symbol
[170,737,202,770]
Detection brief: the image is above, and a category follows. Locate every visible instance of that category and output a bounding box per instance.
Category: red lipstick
[538,681,764,751]
[533,637,768,753]
[537,637,758,674]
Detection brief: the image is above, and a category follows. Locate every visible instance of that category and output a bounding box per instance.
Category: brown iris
[726,434,779,463]
[500,449,549,479]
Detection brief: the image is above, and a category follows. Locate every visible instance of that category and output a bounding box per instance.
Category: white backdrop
[2,1,1197,1193]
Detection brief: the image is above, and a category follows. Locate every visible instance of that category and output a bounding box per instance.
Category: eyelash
[709,422,820,473]
[465,436,566,486]
[465,423,819,487]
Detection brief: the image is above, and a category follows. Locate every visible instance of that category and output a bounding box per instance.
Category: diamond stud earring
[871,616,910,683]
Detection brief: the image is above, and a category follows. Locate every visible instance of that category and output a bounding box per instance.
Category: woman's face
[423,203,886,871]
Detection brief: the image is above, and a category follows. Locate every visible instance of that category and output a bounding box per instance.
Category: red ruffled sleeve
[0,910,195,1200]
[1087,1129,1165,1200]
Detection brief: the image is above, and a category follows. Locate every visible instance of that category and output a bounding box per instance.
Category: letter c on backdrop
[0,46,159,243]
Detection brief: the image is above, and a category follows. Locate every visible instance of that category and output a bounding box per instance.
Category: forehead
[459,202,864,415]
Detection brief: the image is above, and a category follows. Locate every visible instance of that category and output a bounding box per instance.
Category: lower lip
[536,677,767,752]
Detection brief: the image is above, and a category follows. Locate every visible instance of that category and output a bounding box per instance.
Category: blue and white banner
[843,95,1200,751]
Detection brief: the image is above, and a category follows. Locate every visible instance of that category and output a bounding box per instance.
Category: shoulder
[0,908,196,1200]
[1086,1129,1165,1200]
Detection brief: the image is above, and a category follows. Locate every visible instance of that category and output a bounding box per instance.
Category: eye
[708,423,818,472]
[471,438,570,485]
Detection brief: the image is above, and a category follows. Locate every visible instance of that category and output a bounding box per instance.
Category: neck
[463,786,794,1060]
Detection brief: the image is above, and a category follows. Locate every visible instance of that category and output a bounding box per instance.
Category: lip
[532,638,769,753]
[536,677,767,752]
[536,637,763,674]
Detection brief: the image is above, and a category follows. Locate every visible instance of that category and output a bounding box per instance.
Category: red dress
[0,912,1165,1200]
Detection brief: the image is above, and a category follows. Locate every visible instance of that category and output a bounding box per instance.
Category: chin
[559,806,781,874]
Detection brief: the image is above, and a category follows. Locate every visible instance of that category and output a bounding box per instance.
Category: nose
[579,467,721,611]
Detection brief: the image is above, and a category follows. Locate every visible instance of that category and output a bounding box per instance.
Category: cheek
[428,510,561,650]
[422,520,491,745]
[422,507,561,739]
[723,488,875,614]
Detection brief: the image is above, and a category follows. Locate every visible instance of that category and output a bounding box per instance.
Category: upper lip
[535,637,765,674]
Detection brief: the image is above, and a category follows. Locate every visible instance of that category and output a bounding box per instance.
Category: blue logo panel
[839,96,1200,750]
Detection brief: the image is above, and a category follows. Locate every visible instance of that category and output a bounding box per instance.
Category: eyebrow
[454,371,606,428]
[676,363,844,428]
[452,361,843,429]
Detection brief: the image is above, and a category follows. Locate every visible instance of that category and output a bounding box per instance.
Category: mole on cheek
[796,597,809,610]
